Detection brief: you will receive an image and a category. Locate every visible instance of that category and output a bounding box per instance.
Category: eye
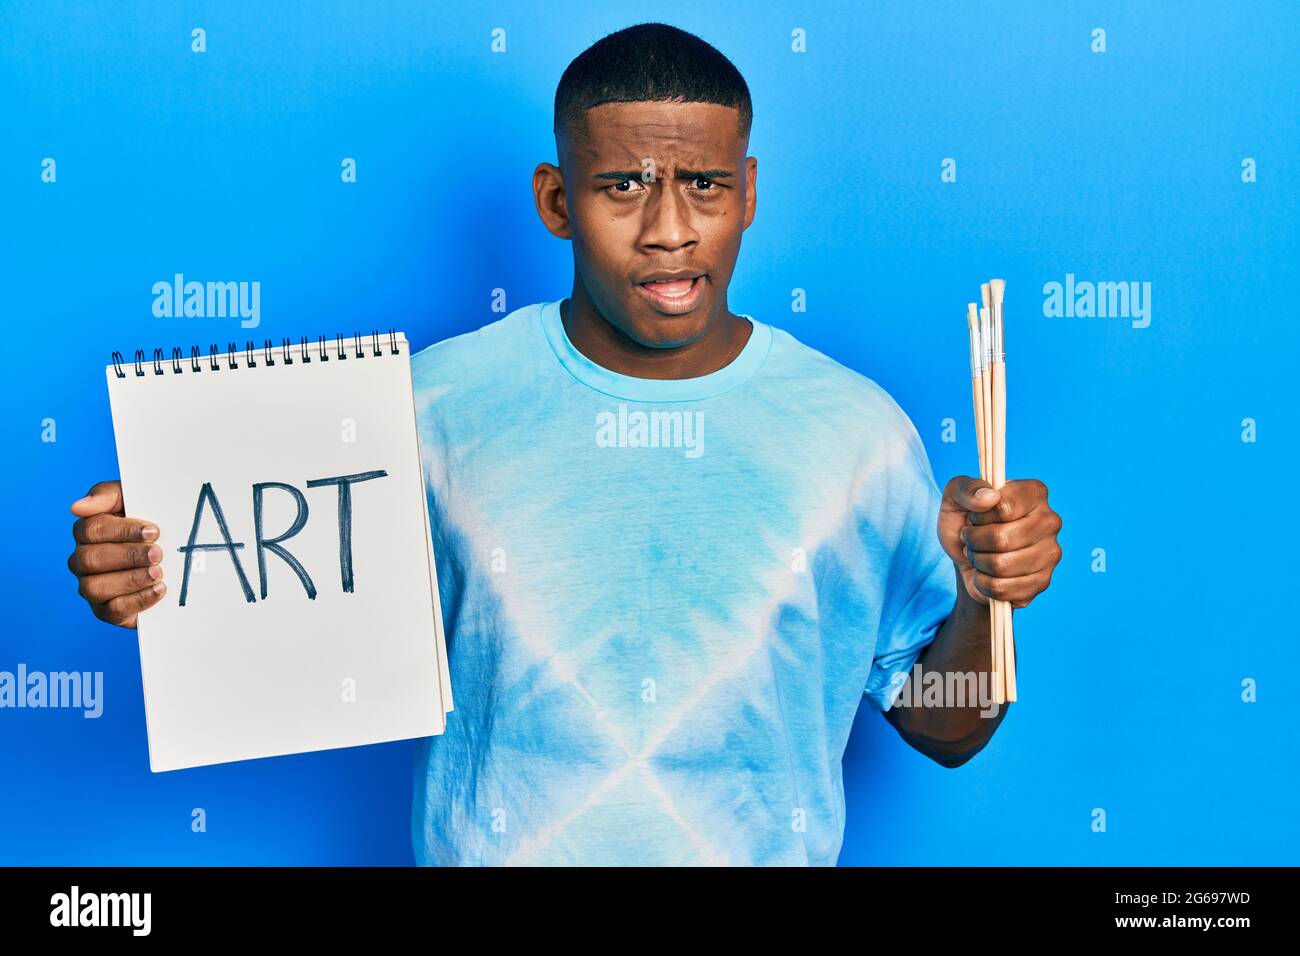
[607,178,645,197]
[692,176,716,190]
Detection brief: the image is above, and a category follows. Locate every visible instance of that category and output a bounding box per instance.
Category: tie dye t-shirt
[409,299,957,866]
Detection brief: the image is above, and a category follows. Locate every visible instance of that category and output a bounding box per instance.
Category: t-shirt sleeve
[861,405,959,714]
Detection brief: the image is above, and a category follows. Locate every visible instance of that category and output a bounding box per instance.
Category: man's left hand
[938,476,1063,609]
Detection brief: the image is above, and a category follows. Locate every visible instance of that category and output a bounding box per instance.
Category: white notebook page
[105,333,448,771]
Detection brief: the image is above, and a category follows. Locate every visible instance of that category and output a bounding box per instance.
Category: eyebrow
[593,168,735,181]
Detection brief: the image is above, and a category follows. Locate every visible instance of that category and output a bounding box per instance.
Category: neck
[560,284,752,380]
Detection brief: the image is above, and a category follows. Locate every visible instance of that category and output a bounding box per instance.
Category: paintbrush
[979,285,1003,703]
[966,302,994,681]
[989,278,1016,702]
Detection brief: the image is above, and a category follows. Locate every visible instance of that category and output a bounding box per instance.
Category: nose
[637,181,700,253]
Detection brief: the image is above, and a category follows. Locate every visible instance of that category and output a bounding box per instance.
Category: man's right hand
[67,480,165,629]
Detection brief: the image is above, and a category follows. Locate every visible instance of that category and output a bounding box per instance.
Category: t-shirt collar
[539,298,772,403]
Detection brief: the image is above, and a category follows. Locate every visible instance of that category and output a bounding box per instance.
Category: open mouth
[634,274,705,314]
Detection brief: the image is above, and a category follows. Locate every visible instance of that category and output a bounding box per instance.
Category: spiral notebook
[105,332,451,772]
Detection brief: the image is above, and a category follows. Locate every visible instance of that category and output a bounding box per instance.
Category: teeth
[643,276,697,297]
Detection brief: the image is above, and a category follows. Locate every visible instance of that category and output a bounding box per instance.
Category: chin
[626,313,710,349]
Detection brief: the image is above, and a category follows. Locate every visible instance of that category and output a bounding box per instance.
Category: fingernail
[960,528,969,544]
[147,564,163,581]
[152,581,166,595]
[141,524,159,541]
[976,488,997,502]
[147,545,163,564]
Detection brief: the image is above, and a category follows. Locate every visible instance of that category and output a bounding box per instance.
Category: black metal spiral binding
[110,330,402,378]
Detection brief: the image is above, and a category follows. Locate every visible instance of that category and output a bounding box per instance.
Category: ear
[742,155,758,231]
[532,162,572,240]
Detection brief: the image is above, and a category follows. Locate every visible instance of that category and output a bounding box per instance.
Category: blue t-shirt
[409,299,957,865]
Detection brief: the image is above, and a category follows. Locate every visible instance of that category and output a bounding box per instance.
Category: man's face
[545,100,756,349]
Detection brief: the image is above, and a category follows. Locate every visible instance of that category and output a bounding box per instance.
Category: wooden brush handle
[990,361,1016,703]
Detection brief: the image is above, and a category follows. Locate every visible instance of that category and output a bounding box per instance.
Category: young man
[66,23,1062,865]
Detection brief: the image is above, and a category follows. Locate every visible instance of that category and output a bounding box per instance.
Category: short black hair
[553,22,752,143]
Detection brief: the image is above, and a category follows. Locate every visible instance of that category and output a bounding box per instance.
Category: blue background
[2,1,1296,864]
